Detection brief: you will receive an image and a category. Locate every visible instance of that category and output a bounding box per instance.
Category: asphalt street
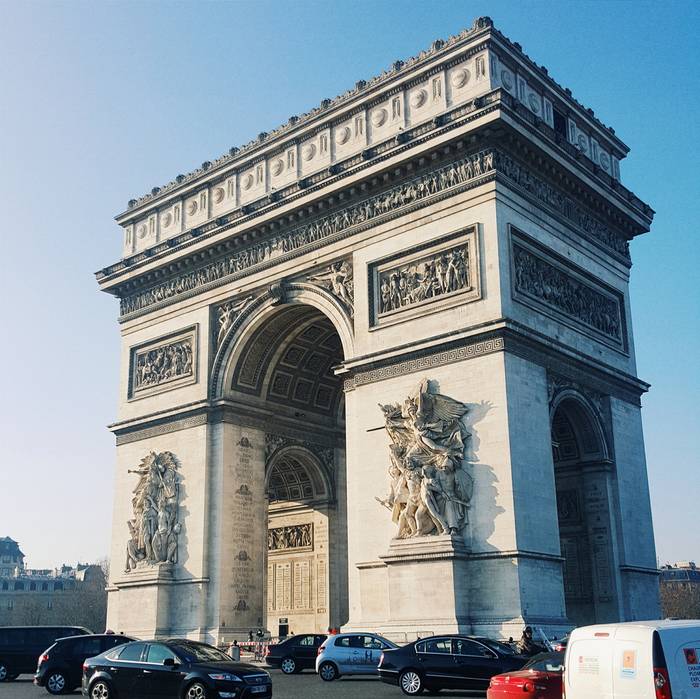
[6,670,488,699]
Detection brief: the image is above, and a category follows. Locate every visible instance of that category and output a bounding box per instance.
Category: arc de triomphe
[99,17,660,642]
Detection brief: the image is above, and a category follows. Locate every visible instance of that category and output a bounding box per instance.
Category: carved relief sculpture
[378,243,470,315]
[268,523,313,551]
[216,295,254,347]
[377,379,473,538]
[512,242,622,342]
[125,451,181,571]
[134,339,193,390]
[307,261,354,316]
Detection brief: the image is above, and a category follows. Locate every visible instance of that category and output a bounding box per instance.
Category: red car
[487,651,564,699]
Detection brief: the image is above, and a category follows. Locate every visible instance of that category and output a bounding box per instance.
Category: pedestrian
[248,629,254,643]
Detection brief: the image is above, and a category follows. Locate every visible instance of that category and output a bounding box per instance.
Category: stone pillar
[209,421,267,642]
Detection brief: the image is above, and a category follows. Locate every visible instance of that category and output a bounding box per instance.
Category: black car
[82,638,272,699]
[378,634,527,696]
[265,634,327,674]
[35,634,136,694]
[0,626,90,682]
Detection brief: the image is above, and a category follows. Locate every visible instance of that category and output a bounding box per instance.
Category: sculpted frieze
[377,379,474,539]
[267,523,313,551]
[372,229,478,323]
[494,150,629,259]
[130,328,197,398]
[512,241,623,344]
[119,149,496,317]
[125,451,181,571]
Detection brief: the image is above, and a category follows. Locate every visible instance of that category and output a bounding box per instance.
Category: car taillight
[654,667,672,699]
[39,653,49,664]
[82,662,89,671]
[522,680,534,692]
[317,645,325,655]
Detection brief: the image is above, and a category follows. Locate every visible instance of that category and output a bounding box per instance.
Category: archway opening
[552,396,616,627]
[227,303,347,637]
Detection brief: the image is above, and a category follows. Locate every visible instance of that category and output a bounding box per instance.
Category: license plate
[251,685,268,694]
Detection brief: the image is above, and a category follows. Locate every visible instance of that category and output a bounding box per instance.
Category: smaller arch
[265,445,333,505]
[550,389,610,464]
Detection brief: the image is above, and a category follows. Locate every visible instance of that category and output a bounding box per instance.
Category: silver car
[315,632,398,681]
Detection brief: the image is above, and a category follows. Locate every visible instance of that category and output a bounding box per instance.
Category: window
[30,582,36,591]
[146,644,177,664]
[171,642,231,663]
[417,638,451,654]
[334,636,353,647]
[6,600,13,610]
[552,109,567,138]
[298,636,316,646]
[41,582,48,591]
[118,642,147,662]
[104,636,132,651]
[1,581,7,591]
[74,638,103,657]
[14,581,24,591]
[453,639,494,657]
[54,581,63,591]
[47,600,53,610]
[362,636,383,650]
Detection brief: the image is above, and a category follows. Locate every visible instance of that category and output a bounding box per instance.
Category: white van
[564,620,700,698]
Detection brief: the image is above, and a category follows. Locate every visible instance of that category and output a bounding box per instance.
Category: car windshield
[483,639,517,655]
[524,652,565,672]
[172,642,232,663]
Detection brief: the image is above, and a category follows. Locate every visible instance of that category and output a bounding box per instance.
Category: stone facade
[99,18,659,644]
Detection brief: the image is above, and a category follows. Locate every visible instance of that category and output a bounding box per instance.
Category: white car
[316,632,398,681]
[563,619,700,699]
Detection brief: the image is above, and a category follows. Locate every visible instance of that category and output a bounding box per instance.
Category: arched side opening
[551,393,619,627]
[265,446,336,636]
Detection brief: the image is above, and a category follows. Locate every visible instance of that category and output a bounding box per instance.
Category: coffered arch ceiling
[551,396,607,465]
[230,305,344,418]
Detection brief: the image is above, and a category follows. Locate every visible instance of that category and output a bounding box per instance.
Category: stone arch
[550,390,611,464]
[550,387,619,627]
[265,445,334,506]
[210,281,354,402]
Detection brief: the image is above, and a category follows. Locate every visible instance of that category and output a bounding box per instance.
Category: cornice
[116,17,631,221]
[100,139,645,327]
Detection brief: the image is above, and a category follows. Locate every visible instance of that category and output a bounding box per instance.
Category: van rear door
[660,624,700,696]
[565,635,614,699]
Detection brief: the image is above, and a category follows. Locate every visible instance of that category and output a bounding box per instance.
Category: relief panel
[369,226,480,327]
[510,229,626,351]
[128,326,198,400]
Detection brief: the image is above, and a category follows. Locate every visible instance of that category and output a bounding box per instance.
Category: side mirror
[163,657,176,667]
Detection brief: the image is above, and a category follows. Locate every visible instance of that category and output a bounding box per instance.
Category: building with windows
[660,562,700,619]
[0,538,107,632]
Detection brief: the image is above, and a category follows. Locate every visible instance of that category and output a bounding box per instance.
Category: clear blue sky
[0,0,697,570]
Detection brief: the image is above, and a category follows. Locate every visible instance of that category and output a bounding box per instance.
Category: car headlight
[208,672,241,682]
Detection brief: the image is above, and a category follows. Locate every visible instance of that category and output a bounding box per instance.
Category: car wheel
[280,657,297,674]
[400,669,424,695]
[185,681,208,699]
[0,664,8,682]
[89,681,112,699]
[318,661,338,681]
[46,672,68,695]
